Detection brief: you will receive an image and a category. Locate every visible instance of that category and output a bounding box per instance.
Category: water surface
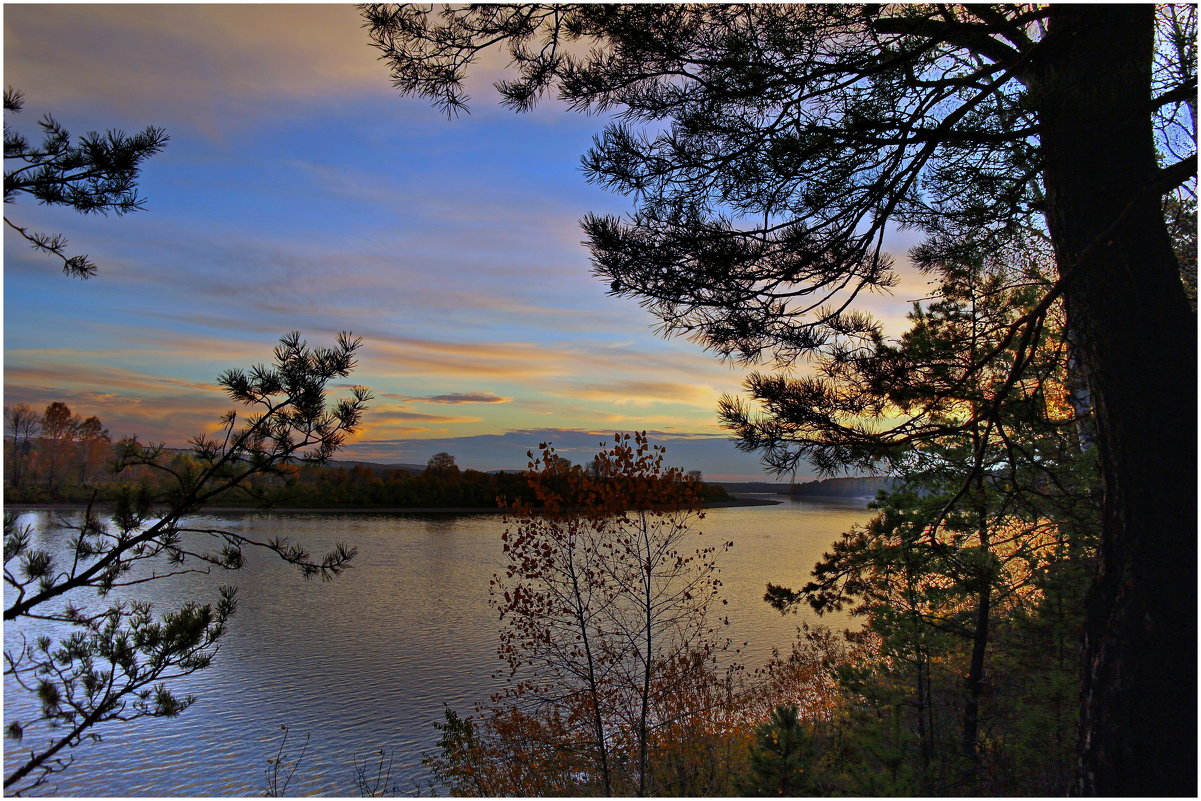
[3,497,871,796]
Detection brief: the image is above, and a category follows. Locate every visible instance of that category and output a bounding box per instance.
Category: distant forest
[713,476,896,499]
[3,402,730,510]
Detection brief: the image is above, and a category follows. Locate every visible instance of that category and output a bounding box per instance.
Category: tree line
[4,410,731,510]
[787,476,899,500]
[5,402,113,494]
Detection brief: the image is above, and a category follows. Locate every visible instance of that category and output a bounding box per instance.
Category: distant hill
[324,459,426,474]
[788,476,898,499]
[324,459,528,475]
[715,477,897,499]
[713,481,794,494]
[151,454,428,475]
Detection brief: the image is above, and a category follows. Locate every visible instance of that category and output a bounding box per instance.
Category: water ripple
[4,501,868,796]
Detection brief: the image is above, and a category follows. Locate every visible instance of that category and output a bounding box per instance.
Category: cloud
[417,393,512,405]
[4,205,640,353]
[4,5,393,135]
[4,357,218,397]
[362,338,562,381]
[368,410,482,425]
[5,5,582,143]
[559,379,720,408]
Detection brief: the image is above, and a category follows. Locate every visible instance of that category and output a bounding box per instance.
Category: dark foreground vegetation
[421,385,1097,796]
[366,4,1196,795]
[4,333,371,794]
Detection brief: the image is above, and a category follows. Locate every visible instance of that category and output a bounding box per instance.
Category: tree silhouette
[4,404,41,489]
[365,6,1197,792]
[3,88,168,278]
[3,332,371,794]
[38,401,77,494]
[424,451,458,475]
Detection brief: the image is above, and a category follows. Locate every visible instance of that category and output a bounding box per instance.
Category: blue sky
[4,4,926,480]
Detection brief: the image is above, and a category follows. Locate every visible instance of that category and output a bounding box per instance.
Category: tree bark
[962,500,991,773]
[1031,6,1197,795]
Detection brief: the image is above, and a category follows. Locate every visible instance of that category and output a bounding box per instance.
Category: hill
[713,481,793,494]
[787,476,897,499]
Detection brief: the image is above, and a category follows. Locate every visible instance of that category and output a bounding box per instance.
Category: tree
[5,403,41,489]
[743,250,1099,792]
[3,88,168,278]
[737,704,818,797]
[433,433,736,796]
[39,401,78,494]
[364,5,1196,792]
[3,331,371,794]
[75,415,111,488]
[424,451,458,475]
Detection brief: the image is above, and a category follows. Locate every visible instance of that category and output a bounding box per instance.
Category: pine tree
[738,705,818,797]
[3,88,167,278]
[364,7,1196,790]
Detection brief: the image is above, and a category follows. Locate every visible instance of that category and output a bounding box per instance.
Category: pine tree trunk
[1032,6,1198,795]
[962,565,991,769]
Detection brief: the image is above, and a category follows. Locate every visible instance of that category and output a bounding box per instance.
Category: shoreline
[5,496,782,517]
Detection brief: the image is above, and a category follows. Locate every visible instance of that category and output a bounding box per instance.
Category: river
[3,497,872,796]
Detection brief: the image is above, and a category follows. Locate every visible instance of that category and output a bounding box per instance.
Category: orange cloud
[560,379,721,408]
[5,359,218,396]
[5,5,389,134]
[369,410,483,425]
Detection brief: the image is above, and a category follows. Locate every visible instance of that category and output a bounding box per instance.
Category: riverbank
[5,496,781,516]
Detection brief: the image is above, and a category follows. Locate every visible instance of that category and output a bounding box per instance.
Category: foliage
[3,88,168,278]
[425,451,458,475]
[38,401,76,493]
[4,402,113,497]
[737,704,818,797]
[749,258,1099,793]
[365,8,1196,791]
[3,332,370,794]
[426,433,742,796]
[74,415,111,488]
[793,491,1092,794]
[260,462,526,509]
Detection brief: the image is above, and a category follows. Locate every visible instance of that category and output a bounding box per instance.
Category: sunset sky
[3,4,927,481]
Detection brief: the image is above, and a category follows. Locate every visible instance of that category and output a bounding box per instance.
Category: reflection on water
[3,498,871,796]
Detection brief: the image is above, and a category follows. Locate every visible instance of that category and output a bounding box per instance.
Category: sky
[3,4,929,481]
